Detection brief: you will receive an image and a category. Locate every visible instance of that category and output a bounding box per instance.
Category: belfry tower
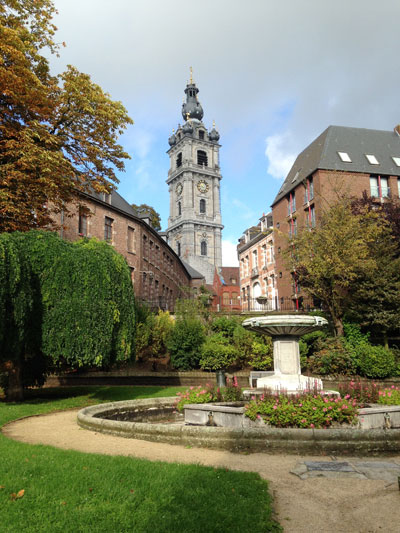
[166,69,223,284]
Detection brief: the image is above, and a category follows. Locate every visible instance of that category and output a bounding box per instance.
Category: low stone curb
[77,398,400,455]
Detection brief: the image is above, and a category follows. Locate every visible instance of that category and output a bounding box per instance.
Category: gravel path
[3,409,400,533]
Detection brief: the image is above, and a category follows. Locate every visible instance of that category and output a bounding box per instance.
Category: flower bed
[244,391,358,429]
[175,377,242,412]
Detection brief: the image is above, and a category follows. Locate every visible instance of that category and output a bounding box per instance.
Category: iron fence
[241,297,323,312]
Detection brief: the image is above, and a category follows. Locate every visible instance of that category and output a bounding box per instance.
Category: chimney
[394,125,400,137]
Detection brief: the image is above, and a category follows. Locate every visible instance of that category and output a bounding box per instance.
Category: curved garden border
[77,398,400,455]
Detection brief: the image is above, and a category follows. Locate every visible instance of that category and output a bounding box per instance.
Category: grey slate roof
[181,260,204,280]
[86,189,200,281]
[272,126,400,206]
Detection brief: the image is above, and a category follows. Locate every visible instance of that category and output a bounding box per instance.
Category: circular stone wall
[77,398,400,455]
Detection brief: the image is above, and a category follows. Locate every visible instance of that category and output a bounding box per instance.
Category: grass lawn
[0,386,282,533]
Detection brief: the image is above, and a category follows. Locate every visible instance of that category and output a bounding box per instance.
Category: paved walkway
[3,409,400,533]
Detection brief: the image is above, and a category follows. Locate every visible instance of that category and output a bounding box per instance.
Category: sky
[50,0,400,265]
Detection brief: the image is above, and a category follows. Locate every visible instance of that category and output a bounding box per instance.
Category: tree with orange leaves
[0,0,132,232]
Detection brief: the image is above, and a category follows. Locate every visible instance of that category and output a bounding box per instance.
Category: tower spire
[182,70,203,122]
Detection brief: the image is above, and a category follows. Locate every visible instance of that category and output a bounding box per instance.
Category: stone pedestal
[242,315,327,393]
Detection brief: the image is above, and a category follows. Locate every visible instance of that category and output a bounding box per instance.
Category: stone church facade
[166,72,223,284]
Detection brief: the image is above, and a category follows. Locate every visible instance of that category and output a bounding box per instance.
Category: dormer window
[176,152,182,167]
[199,130,205,140]
[197,150,208,166]
[338,151,352,162]
[365,154,379,165]
[392,156,400,167]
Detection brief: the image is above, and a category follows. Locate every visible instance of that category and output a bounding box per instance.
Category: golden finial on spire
[172,128,175,133]
[213,120,216,128]
[186,112,190,121]
[189,66,193,83]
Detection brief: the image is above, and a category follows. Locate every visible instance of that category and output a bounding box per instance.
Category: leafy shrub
[175,378,243,411]
[307,337,357,375]
[356,344,395,378]
[245,391,358,428]
[199,333,239,370]
[343,322,370,346]
[176,385,213,411]
[167,319,206,370]
[211,316,240,337]
[218,376,243,401]
[378,386,400,405]
[338,379,380,404]
[135,310,174,362]
[247,339,273,370]
[300,330,328,358]
[232,326,255,364]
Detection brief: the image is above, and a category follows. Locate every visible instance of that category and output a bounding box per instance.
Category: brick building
[237,213,277,311]
[211,266,241,311]
[271,125,400,304]
[54,189,204,310]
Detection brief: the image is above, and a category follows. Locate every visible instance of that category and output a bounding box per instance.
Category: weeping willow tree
[0,231,135,401]
[42,238,135,369]
[0,233,35,400]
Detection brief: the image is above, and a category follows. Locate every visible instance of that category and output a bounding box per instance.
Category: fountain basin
[242,314,328,337]
[77,398,400,455]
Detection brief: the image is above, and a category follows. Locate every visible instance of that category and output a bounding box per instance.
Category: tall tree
[348,194,400,344]
[0,0,132,232]
[131,203,162,230]
[0,231,136,401]
[286,199,390,336]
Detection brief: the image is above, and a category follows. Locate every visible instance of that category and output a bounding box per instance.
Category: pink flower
[298,403,303,407]
[312,407,317,411]
[392,385,395,389]
[328,406,333,410]
[301,419,306,423]
[273,405,277,410]
[310,423,315,428]
[323,407,327,412]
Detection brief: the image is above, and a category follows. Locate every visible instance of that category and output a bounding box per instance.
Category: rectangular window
[370,176,389,198]
[287,192,296,215]
[304,178,314,203]
[306,206,316,228]
[104,217,113,241]
[127,227,135,252]
[78,208,88,236]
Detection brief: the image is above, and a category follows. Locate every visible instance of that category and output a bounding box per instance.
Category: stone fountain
[242,314,328,393]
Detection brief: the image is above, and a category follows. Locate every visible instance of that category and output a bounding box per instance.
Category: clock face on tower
[175,183,183,196]
[197,179,209,193]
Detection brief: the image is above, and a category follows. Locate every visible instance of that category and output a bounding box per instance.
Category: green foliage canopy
[42,238,135,367]
[286,199,391,336]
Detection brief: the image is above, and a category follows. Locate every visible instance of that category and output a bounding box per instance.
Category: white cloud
[265,133,297,180]
[222,239,239,266]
